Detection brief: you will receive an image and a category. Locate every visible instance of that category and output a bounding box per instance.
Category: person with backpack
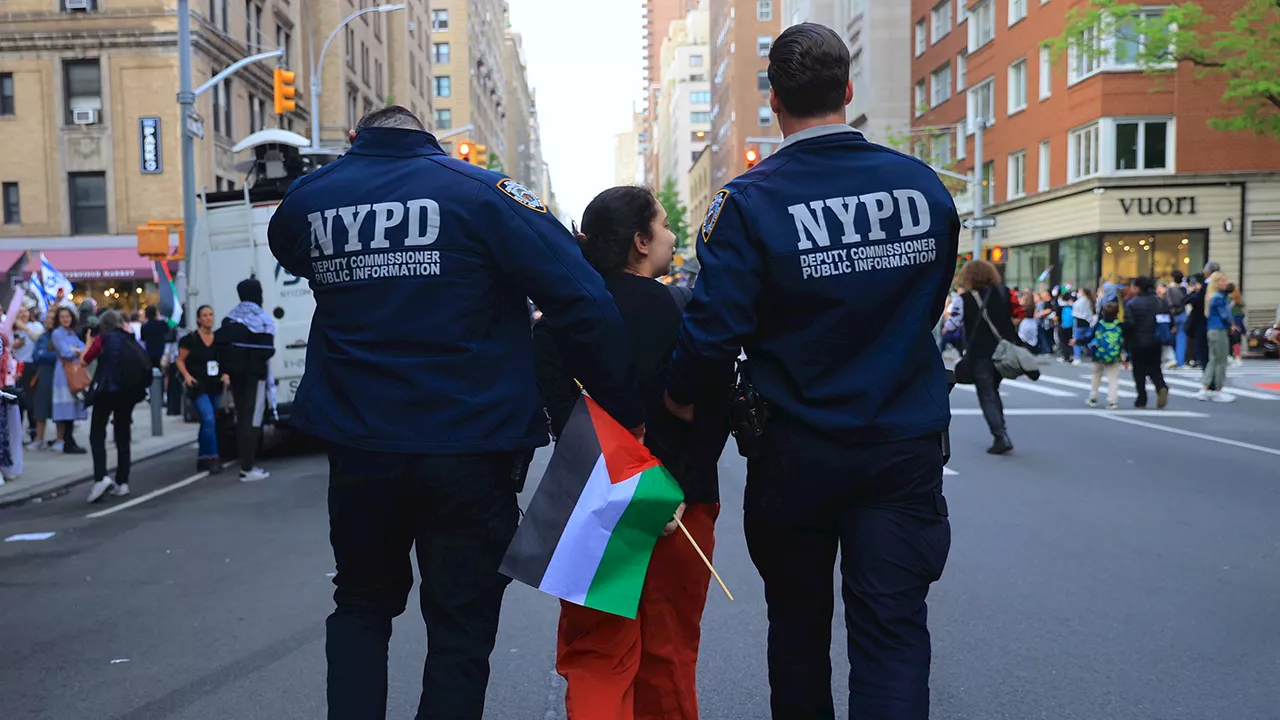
[1057,290,1075,363]
[216,278,276,483]
[82,310,151,502]
[960,260,1016,455]
[1087,303,1125,410]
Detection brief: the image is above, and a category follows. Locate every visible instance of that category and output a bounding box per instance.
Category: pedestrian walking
[176,305,224,473]
[82,311,150,502]
[1167,270,1188,368]
[1072,288,1095,364]
[941,288,966,356]
[1199,272,1235,402]
[267,106,642,720]
[0,328,23,482]
[1017,291,1039,349]
[27,312,57,451]
[1087,302,1124,409]
[140,305,168,369]
[532,186,729,720]
[663,25,957,719]
[960,260,1017,454]
[1228,284,1246,366]
[1057,290,1075,363]
[50,306,88,454]
[1123,276,1171,409]
[217,279,275,483]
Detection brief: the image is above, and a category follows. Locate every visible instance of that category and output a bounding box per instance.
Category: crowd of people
[0,277,278,497]
[944,259,1262,454]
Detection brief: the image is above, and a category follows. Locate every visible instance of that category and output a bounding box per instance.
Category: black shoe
[196,458,209,472]
[987,435,1014,455]
[64,443,87,455]
[209,459,223,475]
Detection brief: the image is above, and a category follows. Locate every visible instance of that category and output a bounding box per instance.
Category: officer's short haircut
[356,105,425,132]
[767,23,851,119]
[1136,275,1155,292]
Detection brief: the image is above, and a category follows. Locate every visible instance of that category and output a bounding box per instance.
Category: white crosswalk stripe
[1160,376,1280,400]
[1038,376,1138,398]
[1002,379,1075,397]
[1074,374,1231,401]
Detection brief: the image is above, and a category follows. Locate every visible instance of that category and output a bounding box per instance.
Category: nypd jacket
[267,128,640,453]
[667,126,960,442]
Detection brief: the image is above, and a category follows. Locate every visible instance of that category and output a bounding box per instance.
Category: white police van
[186,130,338,431]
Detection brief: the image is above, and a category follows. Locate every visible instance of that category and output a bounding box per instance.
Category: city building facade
[708,0,781,187]
[643,0,702,189]
[382,0,436,131]
[615,111,644,186]
[428,0,508,163]
[781,0,911,144]
[910,0,1280,320]
[657,5,711,212]
[688,145,713,227]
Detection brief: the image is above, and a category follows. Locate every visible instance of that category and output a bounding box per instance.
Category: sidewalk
[0,406,197,508]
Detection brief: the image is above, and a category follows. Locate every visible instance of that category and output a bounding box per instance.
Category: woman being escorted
[533,186,728,720]
[83,311,145,502]
[176,305,224,473]
[50,306,88,454]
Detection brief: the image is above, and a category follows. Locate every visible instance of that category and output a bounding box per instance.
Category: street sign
[185,111,205,140]
[964,216,996,230]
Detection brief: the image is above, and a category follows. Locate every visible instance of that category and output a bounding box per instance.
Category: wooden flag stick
[675,516,733,601]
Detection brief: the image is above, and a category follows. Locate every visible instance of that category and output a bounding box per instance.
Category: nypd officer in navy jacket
[665,24,958,720]
[268,107,642,720]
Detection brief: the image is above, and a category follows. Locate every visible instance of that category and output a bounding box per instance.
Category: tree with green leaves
[487,154,505,173]
[656,177,691,249]
[1051,0,1280,140]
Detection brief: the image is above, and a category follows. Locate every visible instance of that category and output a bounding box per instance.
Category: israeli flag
[39,253,74,306]
[29,279,48,316]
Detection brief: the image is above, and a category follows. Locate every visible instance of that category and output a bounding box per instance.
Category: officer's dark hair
[355,105,425,132]
[1172,269,1184,283]
[576,186,660,275]
[1135,275,1155,293]
[145,305,158,320]
[767,23,851,119]
[1101,302,1120,322]
[237,278,264,306]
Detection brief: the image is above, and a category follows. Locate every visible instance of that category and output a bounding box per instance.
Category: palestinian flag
[500,396,684,619]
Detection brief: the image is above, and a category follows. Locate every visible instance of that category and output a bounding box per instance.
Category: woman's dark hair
[54,306,76,328]
[577,186,660,275]
[1101,302,1120,321]
[237,277,264,306]
[197,304,214,318]
[145,305,158,320]
[959,259,1001,291]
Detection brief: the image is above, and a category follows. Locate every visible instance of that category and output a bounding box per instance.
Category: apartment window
[433,76,451,98]
[757,70,770,91]
[0,73,13,116]
[1008,0,1027,26]
[249,95,260,131]
[434,108,452,131]
[2,183,18,225]
[1038,46,1051,99]
[1007,150,1026,199]
[1068,122,1100,181]
[982,161,995,205]
[690,90,711,104]
[690,54,704,67]
[1114,118,1170,172]
[363,98,374,120]
[276,25,292,69]
[433,42,450,64]
[851,50,863,82]
[208,0,228,32]
[63,59,101,125]
[1038,139,1051,191]
[375,60,383,101]
[914,20,927,57]
[1113,8,1173,68]
[968,0,995,52]
[956,0,968,23]
[220,78,232,136]
[913,141,927,160]
[757,36,772,56]
[1008,58,1027,114]
[931,1,952,44]
[914,80,926,117]
[931,64,951,107]
[691,111,711,123]
[410,58,417,88]
[758,105,772,126]
[246,3,263,49]
[346,27,356,69]
[212,69,223,134]
[956,52,967,91]
[374,10,382,40]
[68,172,107,235]
[361,43,370,86]
[931,133,952,167]
[1068,26,1101,83]
[431,9,449,31]
[966,76,994,133]
[346,84,359,130]
[757,0,772,21]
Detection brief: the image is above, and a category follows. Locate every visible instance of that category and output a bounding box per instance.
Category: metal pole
[178,0,195,332]
[150,368,164,437]
[971,116,985,259]
[310,4,408,151]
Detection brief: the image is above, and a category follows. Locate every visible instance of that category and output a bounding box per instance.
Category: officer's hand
[661,502,686,537]
[664,392,694,422]
[221,373,231,387]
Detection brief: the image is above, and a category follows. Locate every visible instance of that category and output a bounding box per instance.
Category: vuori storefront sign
[1118,196,1197,216]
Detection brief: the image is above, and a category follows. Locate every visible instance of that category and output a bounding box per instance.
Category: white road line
[952,409,1208,417]
[1099,415,1280,457]
[943,467,959,475]
[1039,376,1137,398]
[85,471,211,519]
[1074,374,1226,401]
[953,385,1008,397]
[1161,376,1280,400]
[1002,379,1076,397]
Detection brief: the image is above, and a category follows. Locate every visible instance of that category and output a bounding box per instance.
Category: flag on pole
[500,396,684,619]
[158,262,183,328]
[38,253,73,306]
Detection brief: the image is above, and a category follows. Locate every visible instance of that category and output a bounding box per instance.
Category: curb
[0,435,197,510]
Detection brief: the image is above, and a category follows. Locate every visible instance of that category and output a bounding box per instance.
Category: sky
[506,0,645,221]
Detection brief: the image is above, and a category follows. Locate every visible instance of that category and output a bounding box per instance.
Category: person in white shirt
[1071,288,1096,364]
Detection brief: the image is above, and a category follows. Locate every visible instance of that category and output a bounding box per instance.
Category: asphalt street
[1,359,1278,720]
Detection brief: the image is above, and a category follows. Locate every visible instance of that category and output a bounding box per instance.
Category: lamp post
[310,3,408,152]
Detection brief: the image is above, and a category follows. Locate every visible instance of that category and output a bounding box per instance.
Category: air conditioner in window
[64,0,93,10]
[72,108,97,125]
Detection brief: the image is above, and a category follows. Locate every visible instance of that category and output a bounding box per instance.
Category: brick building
[910,0,1280,319]
[708,0,781,187]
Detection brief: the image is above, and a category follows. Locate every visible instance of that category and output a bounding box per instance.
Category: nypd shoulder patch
[497,178,547,213]
[701,189,730,242]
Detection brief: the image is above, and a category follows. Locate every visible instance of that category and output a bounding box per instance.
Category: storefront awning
[18,249,156,282]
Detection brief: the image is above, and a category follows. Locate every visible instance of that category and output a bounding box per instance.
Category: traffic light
[273,67,296,115]
[458,142,473,162]
[745,148,759,170]
[474,144,488,167]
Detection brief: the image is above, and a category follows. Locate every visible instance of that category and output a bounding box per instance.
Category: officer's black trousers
[744,421,951,720]
[325,447,520,720]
